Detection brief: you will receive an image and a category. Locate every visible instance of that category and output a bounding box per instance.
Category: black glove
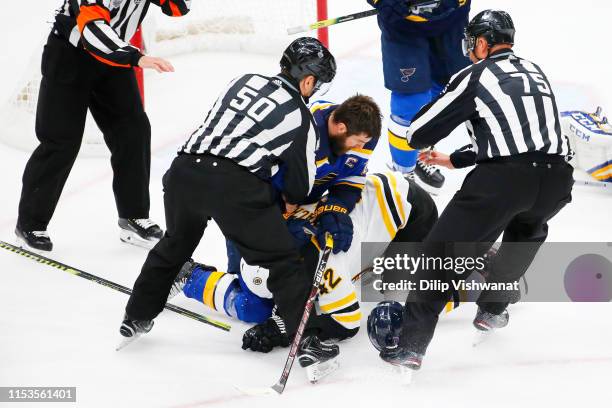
[315,196,353,254]
[242,316,290,353]
[286,216,316,248]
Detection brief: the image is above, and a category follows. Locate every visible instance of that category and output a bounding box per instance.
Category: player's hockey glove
[286,217,316,248]
[241,315,290,353]
[314,196,353,254]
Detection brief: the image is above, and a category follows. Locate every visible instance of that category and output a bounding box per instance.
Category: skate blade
[472,328,493,347]
[233,385,280,396]
[116,334,141,351]
[15,235,51,255]
[391,365,416,385]
[305,358,340,384]
[119,230,159,250]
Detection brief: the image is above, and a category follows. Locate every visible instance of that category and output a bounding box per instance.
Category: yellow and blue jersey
[304,101,379,210]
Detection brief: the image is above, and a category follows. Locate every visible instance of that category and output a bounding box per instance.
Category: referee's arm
[279,116,318,204]
[407,67,477,149]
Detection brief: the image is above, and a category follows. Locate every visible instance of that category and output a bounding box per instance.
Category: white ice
[1,1,611,407]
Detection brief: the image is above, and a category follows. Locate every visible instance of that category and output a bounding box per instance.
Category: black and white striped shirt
[53,0,190,67]
[182,74,318,204]
[407,49,569,161]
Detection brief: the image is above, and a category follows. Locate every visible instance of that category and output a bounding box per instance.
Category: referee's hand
[418,150,455,169]
[138,56,175,73]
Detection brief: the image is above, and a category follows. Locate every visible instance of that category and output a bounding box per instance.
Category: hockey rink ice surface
[1,1,611,407]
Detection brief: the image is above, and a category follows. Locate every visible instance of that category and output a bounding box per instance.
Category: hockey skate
[298,336,340,383]
[414,159,445,195]
[472,307,509,346]
[15,226,53,252]
[118,218,163,249]
[116,313,154,351]
[167,260,217,301]
[379,348,423,385]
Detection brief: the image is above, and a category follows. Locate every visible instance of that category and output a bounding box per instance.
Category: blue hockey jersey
[273,101,378,211]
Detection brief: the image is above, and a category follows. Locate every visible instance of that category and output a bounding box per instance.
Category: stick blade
[287,25,308,35]
[233,385,280,396]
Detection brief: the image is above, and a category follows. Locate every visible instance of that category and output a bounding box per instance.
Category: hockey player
[367,0,471,194]
[169,172,438,381]
[15,0,190,252]
[119,38,337,356]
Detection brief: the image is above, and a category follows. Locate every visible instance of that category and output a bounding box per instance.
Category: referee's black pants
[401,152,574,354]
[17,33,151,231]
[126,154,311,334]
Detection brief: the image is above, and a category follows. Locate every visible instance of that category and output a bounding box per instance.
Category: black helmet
[463,10,515,56]
[280,37,336,85]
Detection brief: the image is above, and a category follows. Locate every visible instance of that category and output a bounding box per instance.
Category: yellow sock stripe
[445,301,454,313]
[591,164,612,178]
[406,15,428,22]
[386,172,407,227]
[332,310,363,323]
[320,292,357,313]
[388,130,414,151]
[370,176,396,239]
[203,272,224,310]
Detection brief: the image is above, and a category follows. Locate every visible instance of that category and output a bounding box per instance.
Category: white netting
[0,0,319,156]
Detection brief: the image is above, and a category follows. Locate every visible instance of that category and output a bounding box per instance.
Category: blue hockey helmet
[367,301,404,352]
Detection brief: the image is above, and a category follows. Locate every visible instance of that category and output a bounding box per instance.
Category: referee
[382,10,575,369]
[121,38,337,351]
[16,0,189,252]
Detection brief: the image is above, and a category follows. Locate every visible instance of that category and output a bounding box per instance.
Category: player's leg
[16,34,92,251]
[88,67,160,247]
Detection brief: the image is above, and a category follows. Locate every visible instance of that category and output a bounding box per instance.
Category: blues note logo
[400,68,416,82]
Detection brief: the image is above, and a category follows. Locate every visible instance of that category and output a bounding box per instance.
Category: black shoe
[473,307,509,332]
[298,335,340,383]
[119,313,154,338]
[415,159,445,195]
[15,225,53,252]
[118,218,163,249]
[380,347,424,371]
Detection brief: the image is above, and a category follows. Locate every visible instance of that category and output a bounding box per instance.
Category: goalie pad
[561,108,612,182]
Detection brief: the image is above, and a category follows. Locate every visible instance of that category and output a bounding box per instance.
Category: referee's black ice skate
[380,347,424,385]
[117,313,154,351]
[15,225,53,252]
[472,307,509,346]
[298,335,340,383]
[118,218,163,249]
[414,159,445,195]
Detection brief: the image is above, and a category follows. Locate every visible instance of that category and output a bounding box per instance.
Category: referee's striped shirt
[182,74,318,204]
[53,0,191,67]
[407,49,569,161]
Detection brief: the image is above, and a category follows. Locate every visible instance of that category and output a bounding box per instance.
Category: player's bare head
[280,37,336,98]
[463,10,515,62]
[328,94,382,155]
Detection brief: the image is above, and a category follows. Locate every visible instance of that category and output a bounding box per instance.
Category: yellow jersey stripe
[370,176,396,239]
[320,292,357,313]
[351,148,373,155]
[406,15,428,22]
[335,181,365,189]
[203,271,224,310]
[386,172,407,228]
[332,311,363,323]
[388,130,414,151]
[310,103,333,114]
[316,157,329,167]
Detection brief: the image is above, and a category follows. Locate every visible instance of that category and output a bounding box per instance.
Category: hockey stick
[0,240,231,332]
[236,233,334,396]
[574,178,612,192]
[287,9,378,35]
